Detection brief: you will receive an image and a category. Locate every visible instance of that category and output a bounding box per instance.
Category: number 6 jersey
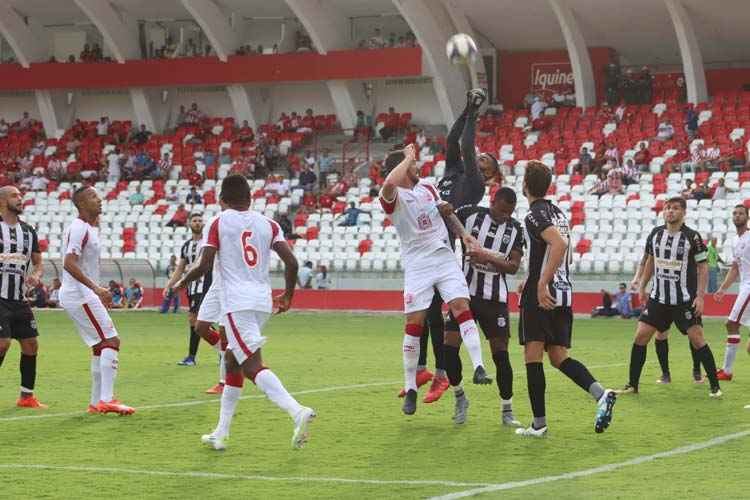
[205,209,284,314]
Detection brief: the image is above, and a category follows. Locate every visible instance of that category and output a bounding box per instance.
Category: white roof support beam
[285,0,358,131]
[394,0,468,127]
[181,0,264,130]
[548,0,596,108]
[664,0,708,104]
[0,2,69,137]
[441,0,488,94]
[74,0,157,131]
[180,0,240,63]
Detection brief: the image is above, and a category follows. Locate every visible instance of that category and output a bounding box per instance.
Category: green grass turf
[0,310,748,499]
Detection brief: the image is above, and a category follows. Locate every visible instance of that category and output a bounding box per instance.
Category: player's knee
[489,337,507,354]
[404,323,423,338]
[20,338,38,355]
[444,330,461,347]
[105,337,121,350]
[448,299,470,316]
[726,320,739,332]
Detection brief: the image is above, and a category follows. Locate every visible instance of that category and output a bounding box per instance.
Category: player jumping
[380,144,488,418]
[176,174,315,450]
[60,187,134,415]
[516,161,616,437]
[618,197,721,397]
[714,204,750,380]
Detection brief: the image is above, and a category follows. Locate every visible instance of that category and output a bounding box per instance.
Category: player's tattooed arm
[715,262,739,302]
[175,247,214,289]
[273,241,298,314]
[467,248,522,275]
[437,202,478,249]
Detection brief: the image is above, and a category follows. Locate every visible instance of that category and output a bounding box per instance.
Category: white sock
[99,348,118,403]
[723,335,740,374]
[90,355,101,406]
[402,334,421,391]
[458,316,484,370]
[219,350,226,385]
[215,384,242,437]
[254,369,303,419]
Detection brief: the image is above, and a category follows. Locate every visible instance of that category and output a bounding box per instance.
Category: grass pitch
[0,310,748,499]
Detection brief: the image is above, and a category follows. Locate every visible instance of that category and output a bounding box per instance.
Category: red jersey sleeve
[206,218,220,249]
[379,188,398,215]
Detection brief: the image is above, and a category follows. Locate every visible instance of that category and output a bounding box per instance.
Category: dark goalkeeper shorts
[639,298,702,335]
[444,297,510,339]
[188,294,205,314]
[518,305,572,348]
[0,298,39,340]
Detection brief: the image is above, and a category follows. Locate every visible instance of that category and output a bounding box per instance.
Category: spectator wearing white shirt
[531,96,547,121]
[266,176,289,196]
[656,120,674,141]
[701,140,721,170]
[30,172,49,191]
[712,178,731,201]
[96,116,110,136]
[297,261,314,288]
[314,265,330,289]
[47,157,65,181]
[368,29,386,49]
[107,148,122,182]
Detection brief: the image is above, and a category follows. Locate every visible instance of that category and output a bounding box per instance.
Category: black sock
[492,350,513,400]
[188,327,200,358]
[526,362,546,428]
[558,357,602,400]
[629,344,647,389]
[444,344,463,387]
[696,344,720,389]
[418,323,429,367]
[428,308,445,371]
[690,342,701,373]
[20,354,36,395]
[655,338,670,376]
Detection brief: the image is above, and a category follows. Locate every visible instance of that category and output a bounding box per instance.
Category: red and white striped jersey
[379,180,451,269]
[205,209,284,314]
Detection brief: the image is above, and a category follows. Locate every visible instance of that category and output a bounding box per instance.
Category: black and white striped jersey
[521,199,573,308]
[645,224,707,305]
[456,206,524,303]
[0,221,39,302]
[180,237,212,297]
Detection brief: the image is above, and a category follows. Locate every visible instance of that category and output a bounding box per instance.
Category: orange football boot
[423,376,450,403]
[96,400,135,415]
[205,383,225,394]
[16,395,48,409]
[398,369,434,397]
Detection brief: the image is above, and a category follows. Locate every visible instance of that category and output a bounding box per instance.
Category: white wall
[268,82,335,118]
[171,87,234,119]
[350,15,411,47]
[238,19,285,50]
[346,78,442,126]
[76,91,134,121]
[0,94,40,122]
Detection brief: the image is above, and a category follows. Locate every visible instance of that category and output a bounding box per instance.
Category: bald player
[0,186,47,408]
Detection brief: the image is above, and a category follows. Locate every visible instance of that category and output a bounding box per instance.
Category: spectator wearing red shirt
[166,204,190,228]
[633,142,652,170]
[186,166,203,187]
[238,120,254,143]
[731,138,747,169]
[300,109,315,133]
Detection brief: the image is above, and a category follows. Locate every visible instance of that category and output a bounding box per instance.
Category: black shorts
[188,294,205,314]
[518,306,572,348]
[639,298,702,335]
[0,298,39,340]
[444,297,510,339]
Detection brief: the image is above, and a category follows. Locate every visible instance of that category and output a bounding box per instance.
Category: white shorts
[403,249,469,314]
[729,286,750,327]
[224,310,270,365]
[197,285,225,327]
[61,297,118,347]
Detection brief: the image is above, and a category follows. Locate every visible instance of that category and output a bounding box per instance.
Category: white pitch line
[0,361,637,423]
[0,464,497,489]
[431,429,750,499]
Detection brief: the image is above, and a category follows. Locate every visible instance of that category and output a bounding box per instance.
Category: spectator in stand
[66,135,81,154]
[110,280,125,309]
[186,102,203,124]
[337,202,368,227]
[134,150,157,179]
[614,283,640,318]
[681,179,694,199]
[685,107,699,140]
[166,204,189,228]
[712,178,733,201]
[166,185,179,202]
[30,171,49,192]
[699,140,721,171]
[129,186,145,206]
[0,119,8,138]
[620,159,640,185]
[731,138,748,169]
[368,28,386,49]
[276,214,298,240]
[692,182,709,201]
[187,166,203,187]
[607,169,624,195]
[218,147,232,166]
[588,171,609,196]
[355,110,368,139]
[266,176,288,196]
[47,157,65,181]
[18,111,32,130]
[125,279,143,309]
[303,150,316,170]
[314,265,330,289]
[106,148,122,183]
[706,237,724,293]
[318,148,334,174]
[158,153,172,179]
[131,124,152,145]
[46,278,61,308]
[160,256,180,314]
[656,119,675,141]
[79,161,100,181]
[186,186,202,205]
[604,143,619,167]
[531,96,547,121]
[299,164,317,193]
[591,290,619,318]
[238,120,254,143]
[299,109,315,134]
[297,261,314,289]
[96,116,110,136]
[176,105,188,126]
[25,280,47,308]
[633,142,652,171]
[577,147,592,175]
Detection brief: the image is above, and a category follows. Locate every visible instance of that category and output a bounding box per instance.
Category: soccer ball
[446,33,478,65]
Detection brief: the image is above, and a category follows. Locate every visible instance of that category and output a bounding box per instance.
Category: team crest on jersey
[404,293,414,306]
[30,320,37,330]
[498,317,506,327]
[502,235,510,244]
[685,310,692,320]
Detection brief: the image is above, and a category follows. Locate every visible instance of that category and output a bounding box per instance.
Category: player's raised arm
[537,225,567,309]
[273,240,298,314]
[381,144,416,201]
